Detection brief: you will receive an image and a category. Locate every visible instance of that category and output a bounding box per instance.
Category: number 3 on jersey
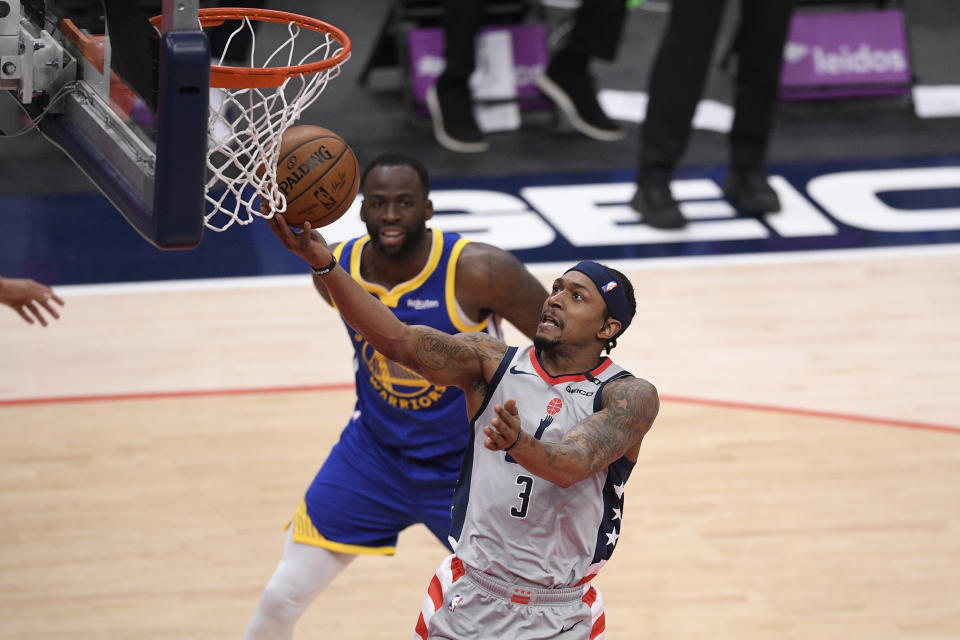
[510,475,534,518]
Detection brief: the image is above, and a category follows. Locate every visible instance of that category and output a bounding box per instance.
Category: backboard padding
[12,0,209,249]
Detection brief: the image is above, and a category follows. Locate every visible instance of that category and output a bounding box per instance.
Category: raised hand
[0,277,64,327]
[268,214,333,270]
[483,398,523,451]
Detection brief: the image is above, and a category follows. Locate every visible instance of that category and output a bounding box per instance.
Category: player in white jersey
[269,215,660,640]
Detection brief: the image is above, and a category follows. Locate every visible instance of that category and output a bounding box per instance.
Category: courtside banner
[5,155,960,286]
[779,9,912,101]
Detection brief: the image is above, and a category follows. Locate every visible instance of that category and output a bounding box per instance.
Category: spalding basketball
[273,125,360,228]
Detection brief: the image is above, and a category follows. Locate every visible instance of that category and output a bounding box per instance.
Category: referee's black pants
[639,0,795,183]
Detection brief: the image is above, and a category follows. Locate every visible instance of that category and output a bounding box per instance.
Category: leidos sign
[325,162,960,262]
[780,9,912,100]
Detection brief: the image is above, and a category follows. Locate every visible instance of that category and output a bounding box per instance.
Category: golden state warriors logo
[357,335,448,410]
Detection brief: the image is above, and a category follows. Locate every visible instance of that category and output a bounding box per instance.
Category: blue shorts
[295,415,464,555]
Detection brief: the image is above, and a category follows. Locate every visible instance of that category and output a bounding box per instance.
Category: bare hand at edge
[0,277,64,326]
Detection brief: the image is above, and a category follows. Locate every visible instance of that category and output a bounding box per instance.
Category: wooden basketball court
[2,249,959,639]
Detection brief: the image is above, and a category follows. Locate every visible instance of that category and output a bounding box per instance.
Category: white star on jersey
[611,507,621,521]
[605,529,620,546]
[613,481,626,500]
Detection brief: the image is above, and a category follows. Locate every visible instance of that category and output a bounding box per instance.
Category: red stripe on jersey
[530,349,613,384]
[414,613,428,639]
[451,556,465,581]
[511,594,531,604]
[574,573,597,587]
[428,575,444,610]
[582,586,598,607]
[590,612,606,639]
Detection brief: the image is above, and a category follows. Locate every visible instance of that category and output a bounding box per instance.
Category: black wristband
[504,430,522,451]
[311,255,337,277]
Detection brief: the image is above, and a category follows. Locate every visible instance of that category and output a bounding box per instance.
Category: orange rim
[149,8,351,89]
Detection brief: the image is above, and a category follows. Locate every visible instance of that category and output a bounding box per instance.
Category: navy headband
[565,261,633,338]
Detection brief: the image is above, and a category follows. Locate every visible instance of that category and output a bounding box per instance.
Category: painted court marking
[2,383,956,435]
[43,242,960,298]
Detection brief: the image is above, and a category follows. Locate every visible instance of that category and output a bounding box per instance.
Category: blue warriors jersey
[332,228,499,461]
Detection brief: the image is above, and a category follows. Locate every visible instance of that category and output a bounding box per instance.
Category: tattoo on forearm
[563,379,657,474]
[415,332,469,370]
[406,329,508,396]
[564,417,625,475]
[539,438,559,466]
[459,332,506,364]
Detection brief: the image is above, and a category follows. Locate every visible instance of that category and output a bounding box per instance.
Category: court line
[662,394,960,435]
[1,384,957,435]
[0,383,356,406]
[53,243,960,297]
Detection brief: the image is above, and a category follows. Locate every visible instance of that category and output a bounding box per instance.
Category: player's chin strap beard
[533,336,560,352]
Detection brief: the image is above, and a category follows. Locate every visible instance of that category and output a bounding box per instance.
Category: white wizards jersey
[449,344,635,588]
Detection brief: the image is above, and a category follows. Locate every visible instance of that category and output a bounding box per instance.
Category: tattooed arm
[484,377,659,487]
[401,329,507,394]
[269,214,506,392]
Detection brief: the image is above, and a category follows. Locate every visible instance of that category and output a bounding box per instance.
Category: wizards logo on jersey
[357,335,449,410]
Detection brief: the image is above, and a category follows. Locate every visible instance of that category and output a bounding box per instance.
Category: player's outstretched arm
[310,236,341,306]
[456,243,548,341]
[484,377,659,487]
[0,276,64,326]
[270,215,500,390]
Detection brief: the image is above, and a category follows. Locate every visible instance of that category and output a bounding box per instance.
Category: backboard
[1,0,209,249]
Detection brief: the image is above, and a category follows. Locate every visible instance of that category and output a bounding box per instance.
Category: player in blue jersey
[268,209,660,639]
[243,154,547,639]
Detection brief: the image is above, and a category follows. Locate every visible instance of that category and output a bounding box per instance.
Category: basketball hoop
[151,8,351,231]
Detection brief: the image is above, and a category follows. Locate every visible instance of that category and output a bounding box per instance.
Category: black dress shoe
[630,182,687,229]
[723,171,781,215]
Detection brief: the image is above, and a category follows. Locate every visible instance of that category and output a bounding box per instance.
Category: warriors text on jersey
[449,345,635,588]
[332,228,500,461]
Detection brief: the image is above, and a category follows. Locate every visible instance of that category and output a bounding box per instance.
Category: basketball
[273,125,360,228]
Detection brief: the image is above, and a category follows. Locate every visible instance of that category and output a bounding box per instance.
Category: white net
[204,16,349,231]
